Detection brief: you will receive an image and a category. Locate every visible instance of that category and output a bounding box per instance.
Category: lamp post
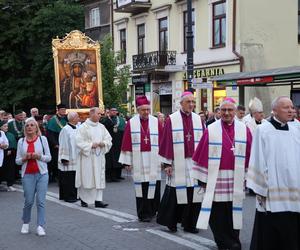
[186,0,194,90]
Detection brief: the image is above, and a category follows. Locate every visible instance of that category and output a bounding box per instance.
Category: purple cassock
[159,111,198,160]
[192,120,252,170]
[121,118,151,152]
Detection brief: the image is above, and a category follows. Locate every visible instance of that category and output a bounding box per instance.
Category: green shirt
[8,120,24,140]
[47,115,68,133]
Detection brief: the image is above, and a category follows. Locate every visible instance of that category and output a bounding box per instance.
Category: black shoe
[184,227,199,234]
[139,217,151,222]
[65,199,78,203]
[117,177,125,180]
[167,225,177,232]
[95,201,108,208]
[111,178,120,182]
[81,200,88,207]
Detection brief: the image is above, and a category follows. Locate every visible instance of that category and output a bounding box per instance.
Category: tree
[101,34,130,113]
[0,0,84,112]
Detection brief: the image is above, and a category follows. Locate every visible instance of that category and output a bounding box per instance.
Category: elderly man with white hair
[75,107,112,208]
[192,97,252,250]
[30,107,39,119]
[58,111,80,203]
[247,96,300,250]
[158,91,204,233]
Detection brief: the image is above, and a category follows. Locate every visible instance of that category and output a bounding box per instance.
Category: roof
[211,65,300,86]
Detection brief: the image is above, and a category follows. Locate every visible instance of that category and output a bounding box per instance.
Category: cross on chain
[186,132,192,142]
[144,136,149,144]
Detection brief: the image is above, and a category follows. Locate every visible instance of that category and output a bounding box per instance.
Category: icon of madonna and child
[59,51,99,109]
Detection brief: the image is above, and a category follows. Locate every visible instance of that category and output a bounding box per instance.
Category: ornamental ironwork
[132,51,176,71]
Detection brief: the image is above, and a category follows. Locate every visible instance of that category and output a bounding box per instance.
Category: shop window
[183,9,195,52]
[212,1,226,47]
[89,8,100,28]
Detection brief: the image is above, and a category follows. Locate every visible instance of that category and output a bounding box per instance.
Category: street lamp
[186,0,194,90]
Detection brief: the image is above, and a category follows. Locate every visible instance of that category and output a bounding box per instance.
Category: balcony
[132,51,176,71]
[115,0,152,15]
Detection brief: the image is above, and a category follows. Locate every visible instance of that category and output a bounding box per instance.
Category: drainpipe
[232,0,245,104]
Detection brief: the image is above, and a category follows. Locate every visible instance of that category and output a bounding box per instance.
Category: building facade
[81,0,112,42]
[113,0,300,114]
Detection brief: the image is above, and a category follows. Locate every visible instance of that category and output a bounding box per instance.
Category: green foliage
[101,34,130,114]
[0,0,84,112]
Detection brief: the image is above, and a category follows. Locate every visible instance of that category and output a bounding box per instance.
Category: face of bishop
[273,97,294,123]
[253,111,264,122]
[180,95,195,114]
[220,102,236,124]
[138,105,150,120]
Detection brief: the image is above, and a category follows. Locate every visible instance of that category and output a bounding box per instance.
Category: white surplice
[247,121,300,212]
[0,131,8,167]
[58,124,78,171]
[75,119,112,204]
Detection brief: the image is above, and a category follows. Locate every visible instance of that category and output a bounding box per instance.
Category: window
[89,8,100,28]
[159,17,168,51]
[120,29,126,64]
[137,24,145,54]
[183,9,195,52]
[212,1,226,47]
[298,0,300,42]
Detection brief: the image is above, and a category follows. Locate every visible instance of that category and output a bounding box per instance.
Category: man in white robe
[247,96,300,250]
[243,97,267,135]
[58,111,79,202]
[75,107,112,208]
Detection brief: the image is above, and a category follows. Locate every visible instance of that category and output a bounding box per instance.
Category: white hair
[89,107,99,115]
[67,111,78,121]
[271,96,290,110]
[220,100,237,109]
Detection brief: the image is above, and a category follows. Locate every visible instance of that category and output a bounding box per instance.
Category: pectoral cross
[231,146,235,153]
[186,132,192,142]
[144,136,149,144]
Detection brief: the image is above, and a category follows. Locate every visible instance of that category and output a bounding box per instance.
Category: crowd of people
[0,94,300,250]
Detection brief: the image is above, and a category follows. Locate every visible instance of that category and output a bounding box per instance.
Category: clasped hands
[92,142,105,149]
[22,152,41,162]
[0,143,8,149]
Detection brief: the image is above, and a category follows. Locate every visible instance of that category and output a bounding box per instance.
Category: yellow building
[113,0,300,114]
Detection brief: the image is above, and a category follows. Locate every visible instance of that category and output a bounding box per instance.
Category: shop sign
[236,76,273,85]
[159,82,172,95]
[132,74,148,84]
[135,84,145,96]
[191,83,213,89]
[183,68,225,80]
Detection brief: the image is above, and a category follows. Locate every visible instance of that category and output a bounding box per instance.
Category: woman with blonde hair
[15,117,51,236]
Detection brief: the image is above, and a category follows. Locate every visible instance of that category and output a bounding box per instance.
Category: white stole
[130,115,159,199]
[197,120,247,230]
[170,111,203,204]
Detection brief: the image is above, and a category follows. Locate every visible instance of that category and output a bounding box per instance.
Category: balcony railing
[115,0,151,14]
[132,51,176,71]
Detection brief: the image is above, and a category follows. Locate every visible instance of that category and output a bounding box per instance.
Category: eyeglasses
[221,108,234,112]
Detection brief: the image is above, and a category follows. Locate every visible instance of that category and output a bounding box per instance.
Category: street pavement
[0,174,256,250]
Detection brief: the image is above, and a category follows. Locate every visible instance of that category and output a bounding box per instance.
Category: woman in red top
[15,118,51,236]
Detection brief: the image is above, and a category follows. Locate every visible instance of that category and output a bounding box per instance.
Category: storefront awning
[211,66,300,87]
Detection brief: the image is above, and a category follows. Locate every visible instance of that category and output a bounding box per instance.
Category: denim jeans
[22,173,48,226]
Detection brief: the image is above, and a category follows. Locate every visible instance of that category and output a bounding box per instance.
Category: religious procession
[1,1,300,250]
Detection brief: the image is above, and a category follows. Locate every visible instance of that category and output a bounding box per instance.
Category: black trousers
[0,151,16,186]
[250,210,300,250]
[157,186,201,229]
[58,170,77,201]
[49,148,58,181]
[209,202,241,250]
[136,181,161,220]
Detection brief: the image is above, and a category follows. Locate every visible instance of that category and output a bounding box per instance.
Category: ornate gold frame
[52,30,104,112]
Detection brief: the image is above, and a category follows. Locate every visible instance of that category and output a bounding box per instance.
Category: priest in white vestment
[158,91,204,233]
[247,96,300,250]
[58,111,79,202]
[75,107,112,208]
[192,97,252,250]
[243,97,267,135]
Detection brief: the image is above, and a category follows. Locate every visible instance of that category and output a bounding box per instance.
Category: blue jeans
[22,173,48,226]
